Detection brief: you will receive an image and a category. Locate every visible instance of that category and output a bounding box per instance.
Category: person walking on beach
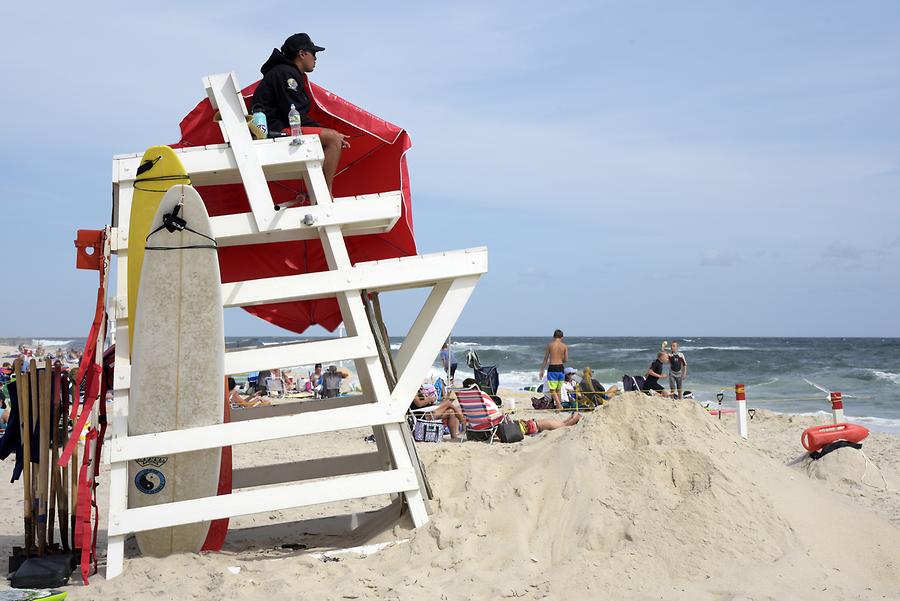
[538,330,568,410]
[251,33,350,195]
[642,351,670,396]
[667,341,688,399]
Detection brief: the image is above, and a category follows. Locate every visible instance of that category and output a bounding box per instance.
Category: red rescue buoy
[801,423,869,453]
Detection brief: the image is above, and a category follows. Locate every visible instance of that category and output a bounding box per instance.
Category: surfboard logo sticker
[136,456,168,468]
[135,468,167,494]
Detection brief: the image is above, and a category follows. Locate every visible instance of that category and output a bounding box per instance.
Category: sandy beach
[1,386,898,600]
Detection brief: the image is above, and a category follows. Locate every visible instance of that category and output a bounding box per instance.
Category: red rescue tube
[801,423,869,453]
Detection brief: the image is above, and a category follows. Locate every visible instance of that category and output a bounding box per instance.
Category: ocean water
[6,336,898,433]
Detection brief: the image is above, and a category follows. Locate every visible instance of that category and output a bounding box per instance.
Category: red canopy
[174,80,416,333]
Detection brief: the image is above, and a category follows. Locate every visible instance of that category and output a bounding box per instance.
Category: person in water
[538,329,568,410]
[251,33,350,195]
[667,340,688,399]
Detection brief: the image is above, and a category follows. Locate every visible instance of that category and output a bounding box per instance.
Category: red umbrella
[173,79,416,333]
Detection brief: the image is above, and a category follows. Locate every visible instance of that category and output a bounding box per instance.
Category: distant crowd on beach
[409,330,692,445]
[0,344,84,429]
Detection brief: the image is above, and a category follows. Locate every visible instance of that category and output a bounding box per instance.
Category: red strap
[58,363,102,467]
[75,428,99,585]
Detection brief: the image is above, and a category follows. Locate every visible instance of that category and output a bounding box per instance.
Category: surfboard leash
[145,203,217,250]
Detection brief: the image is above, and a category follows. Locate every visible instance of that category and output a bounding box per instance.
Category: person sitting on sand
[561,367,579,405]
[642,352,670,396]
[577,367,618,405]
[411,383,466,441]
[459,378,582,436]
[228,377,271,408]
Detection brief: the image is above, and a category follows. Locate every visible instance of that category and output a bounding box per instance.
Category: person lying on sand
[228,377,271,408]
[411,384,465,441]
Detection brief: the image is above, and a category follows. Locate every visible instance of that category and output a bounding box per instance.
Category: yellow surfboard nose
[127,145,190,355]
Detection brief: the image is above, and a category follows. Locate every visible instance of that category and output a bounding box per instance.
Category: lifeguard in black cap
[252,33,350,195]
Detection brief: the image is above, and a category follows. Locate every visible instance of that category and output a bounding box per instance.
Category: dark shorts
[642,379,664,392]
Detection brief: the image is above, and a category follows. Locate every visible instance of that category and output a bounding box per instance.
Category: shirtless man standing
[538,329,568,410]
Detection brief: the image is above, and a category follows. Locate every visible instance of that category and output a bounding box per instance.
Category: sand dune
[2,391,898,600]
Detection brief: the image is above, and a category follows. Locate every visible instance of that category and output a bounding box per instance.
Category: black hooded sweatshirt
[251,49,321,132]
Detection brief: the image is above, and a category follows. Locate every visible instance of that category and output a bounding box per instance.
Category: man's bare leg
[535,413,582,432]
[318,129,345,196]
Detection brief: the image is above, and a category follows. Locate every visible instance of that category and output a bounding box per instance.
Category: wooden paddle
[37,358,52,555]
[14,358,34,555]
[28,361,40,552]
[48,364,61,549]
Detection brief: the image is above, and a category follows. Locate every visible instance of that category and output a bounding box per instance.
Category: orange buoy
[801,423,869,453]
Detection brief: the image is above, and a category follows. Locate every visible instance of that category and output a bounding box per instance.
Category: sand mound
[393,393,900,598]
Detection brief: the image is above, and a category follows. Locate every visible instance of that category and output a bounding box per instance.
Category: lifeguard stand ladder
[105,72,487,578]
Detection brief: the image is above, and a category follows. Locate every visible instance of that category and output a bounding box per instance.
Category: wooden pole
[37,358,52,555]
[363,291,433,501]
[48,364,62,549]
[28,360,40,552]
[15,358,34,555]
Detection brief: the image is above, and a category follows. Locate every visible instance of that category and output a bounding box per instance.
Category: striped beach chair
[455,386,504,444]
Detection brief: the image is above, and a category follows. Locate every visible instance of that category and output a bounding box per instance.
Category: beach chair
[407,383,441,436]
[455,386,505,444]
[264,376,285,398]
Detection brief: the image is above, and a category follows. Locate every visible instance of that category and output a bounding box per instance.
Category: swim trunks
[547,364,564,391]
[517,419,540,436]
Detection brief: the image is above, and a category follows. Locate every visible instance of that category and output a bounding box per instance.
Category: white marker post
[735,383,748,439]
[830,392,844,424]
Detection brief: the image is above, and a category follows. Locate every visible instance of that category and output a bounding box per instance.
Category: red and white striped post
[735,383,748,439]
[830,392,844,424]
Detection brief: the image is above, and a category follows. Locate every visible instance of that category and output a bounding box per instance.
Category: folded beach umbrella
[174,80,416,333]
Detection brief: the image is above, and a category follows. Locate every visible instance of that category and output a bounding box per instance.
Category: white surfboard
[128,184,224,556]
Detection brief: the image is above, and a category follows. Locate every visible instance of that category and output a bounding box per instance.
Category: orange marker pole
[735,384,748,439]
[830,392,844,424]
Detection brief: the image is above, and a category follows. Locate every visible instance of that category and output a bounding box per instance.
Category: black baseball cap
[281,33,325,58]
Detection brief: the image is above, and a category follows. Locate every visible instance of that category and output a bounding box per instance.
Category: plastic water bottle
[288,104,303,145]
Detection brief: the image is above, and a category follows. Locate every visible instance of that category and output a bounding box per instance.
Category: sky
[1,1,899,338]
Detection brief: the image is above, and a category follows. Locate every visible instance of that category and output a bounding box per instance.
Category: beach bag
[497,419,524,443]
[532,396,554,410]
[413,420,443,443]
[622,375,644,392]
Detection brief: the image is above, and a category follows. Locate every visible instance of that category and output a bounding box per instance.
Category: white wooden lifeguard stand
[104,73,487,578]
